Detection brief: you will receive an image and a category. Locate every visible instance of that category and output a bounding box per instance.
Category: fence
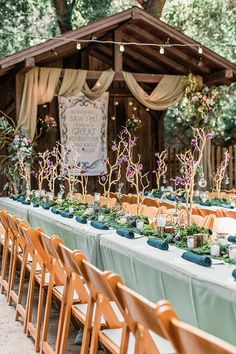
[166,144,236,190]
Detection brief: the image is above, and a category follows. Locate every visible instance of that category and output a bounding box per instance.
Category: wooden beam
[203,69,234,86]
[114,30,123,71]
[15,73,24,120]
[84,70,163,82]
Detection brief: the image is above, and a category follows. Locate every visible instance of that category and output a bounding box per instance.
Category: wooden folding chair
[141,205,159,218]
[21,227,53,352]
[105,277,175,354]
[40,238,88,354]
[77,260,125,354]
[99,196,117,208]
[122,202,138,216]
[157,301,236,354]
[0,210,15,296]
[7,215,30,305]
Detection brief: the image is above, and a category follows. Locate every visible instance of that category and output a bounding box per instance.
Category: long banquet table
[1,197,236,346]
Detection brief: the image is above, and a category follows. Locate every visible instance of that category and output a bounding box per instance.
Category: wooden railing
[166,144,236,189]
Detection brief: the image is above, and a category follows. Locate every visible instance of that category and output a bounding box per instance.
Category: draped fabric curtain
[18,67,61,139]
[82,69,115,100]
[58,69,87,97]
[123,72,186,110]
[17,65,202,140]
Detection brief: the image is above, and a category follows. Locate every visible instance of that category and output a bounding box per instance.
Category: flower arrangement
[153,149,168,190]
[184,73,217,128]
[175,128,211,226]
[124,128,150,216]
[98,131,126,207]
[39,115,57,132]
[127,114,142,131]
[213,151,230,198]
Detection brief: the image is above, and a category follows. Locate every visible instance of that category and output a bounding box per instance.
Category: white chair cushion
[101,328,175,354]
[74,301,124,324]
[54,285,80,300]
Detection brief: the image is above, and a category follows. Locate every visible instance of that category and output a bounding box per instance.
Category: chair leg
[80,298,95,354]
[24,256,37,334]
[0,236,9,293]
[35,285,45,352]
[89,295,104,354]
[8,239,19,304]
[15,249,29,322]
[55,278,70,353]
[40,272,55,354]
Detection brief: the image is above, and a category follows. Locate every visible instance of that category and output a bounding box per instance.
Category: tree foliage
[162,0,236,147]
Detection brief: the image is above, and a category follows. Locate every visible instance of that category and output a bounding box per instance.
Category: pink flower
[206,132,213,140]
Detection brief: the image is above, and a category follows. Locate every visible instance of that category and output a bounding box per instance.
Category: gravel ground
[0,293,35,354]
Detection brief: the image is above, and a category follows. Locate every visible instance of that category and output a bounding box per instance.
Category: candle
[69,206,74,214]
[156,215,166,228]
[119,217,127,224]
[229,245,236,260]
[98,214,104,222]
[210,243,220,257]
[136,220,144,230]
[41,189,46,197]
[35,190,40,198]
[187,236,194,249]
[94,193,101,202]
[48,192,54,202]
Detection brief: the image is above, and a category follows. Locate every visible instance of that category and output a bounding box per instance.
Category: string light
[198,46,203,54]
[1,30,235,52]
[160,46,165,54]
[76,42,81,50]
[119,43,125,52]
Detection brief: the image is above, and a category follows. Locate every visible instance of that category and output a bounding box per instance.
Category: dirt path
[0,293,35,354]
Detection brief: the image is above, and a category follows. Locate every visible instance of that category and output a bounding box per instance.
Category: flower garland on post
[175,128,212,226]
[124,128,150,216]
[153,149,168,190]
[98,132,126,208]
[213,151,230,198]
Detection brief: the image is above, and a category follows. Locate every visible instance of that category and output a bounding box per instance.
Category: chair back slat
[157,302,236,354]
[116,283,168,339]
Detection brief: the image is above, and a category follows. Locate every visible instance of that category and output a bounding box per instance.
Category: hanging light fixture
[76,42,81,50]
[198,46,203,54]
[119,43,125,52]
[160,46,165,55]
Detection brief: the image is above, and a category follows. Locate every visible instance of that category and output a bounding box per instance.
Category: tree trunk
[137,0,167,18]
[52,0,73,33]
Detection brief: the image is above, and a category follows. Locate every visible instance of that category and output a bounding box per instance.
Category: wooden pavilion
[0,7,235,192]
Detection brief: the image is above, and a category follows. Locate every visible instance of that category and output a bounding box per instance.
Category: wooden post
[114,30,123,72]
[15,73,24,121]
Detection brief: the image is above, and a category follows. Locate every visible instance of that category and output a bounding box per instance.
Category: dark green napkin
[153,193,162,198]
[182,251,212,267]
[147,238,169,250]
[60,211,74,218]
[42,203,50,210]
[21,200,31,205]
[51,207,60,214]
[199,201,211,206]
[117,228,134,239]
[33,203,39,208]
[90,220,109,230]
[221,204,234,209]
[75,216,87,224]
[232,269,236,280]
[228,236,236,243]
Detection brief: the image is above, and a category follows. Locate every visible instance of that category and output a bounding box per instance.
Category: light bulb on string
[198,46,203,54]
[198,173,207,188]
[160,46,165,55]
[225,175,230,185]
[76,42,81,50]
[129,101,133,106]
[119,43,125,52]
[111,116,116,121]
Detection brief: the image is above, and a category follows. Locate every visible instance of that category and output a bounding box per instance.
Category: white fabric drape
[58,69,87,97]
[82,69,115,100]
[18,67,61,139]
[123,72,187,110]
